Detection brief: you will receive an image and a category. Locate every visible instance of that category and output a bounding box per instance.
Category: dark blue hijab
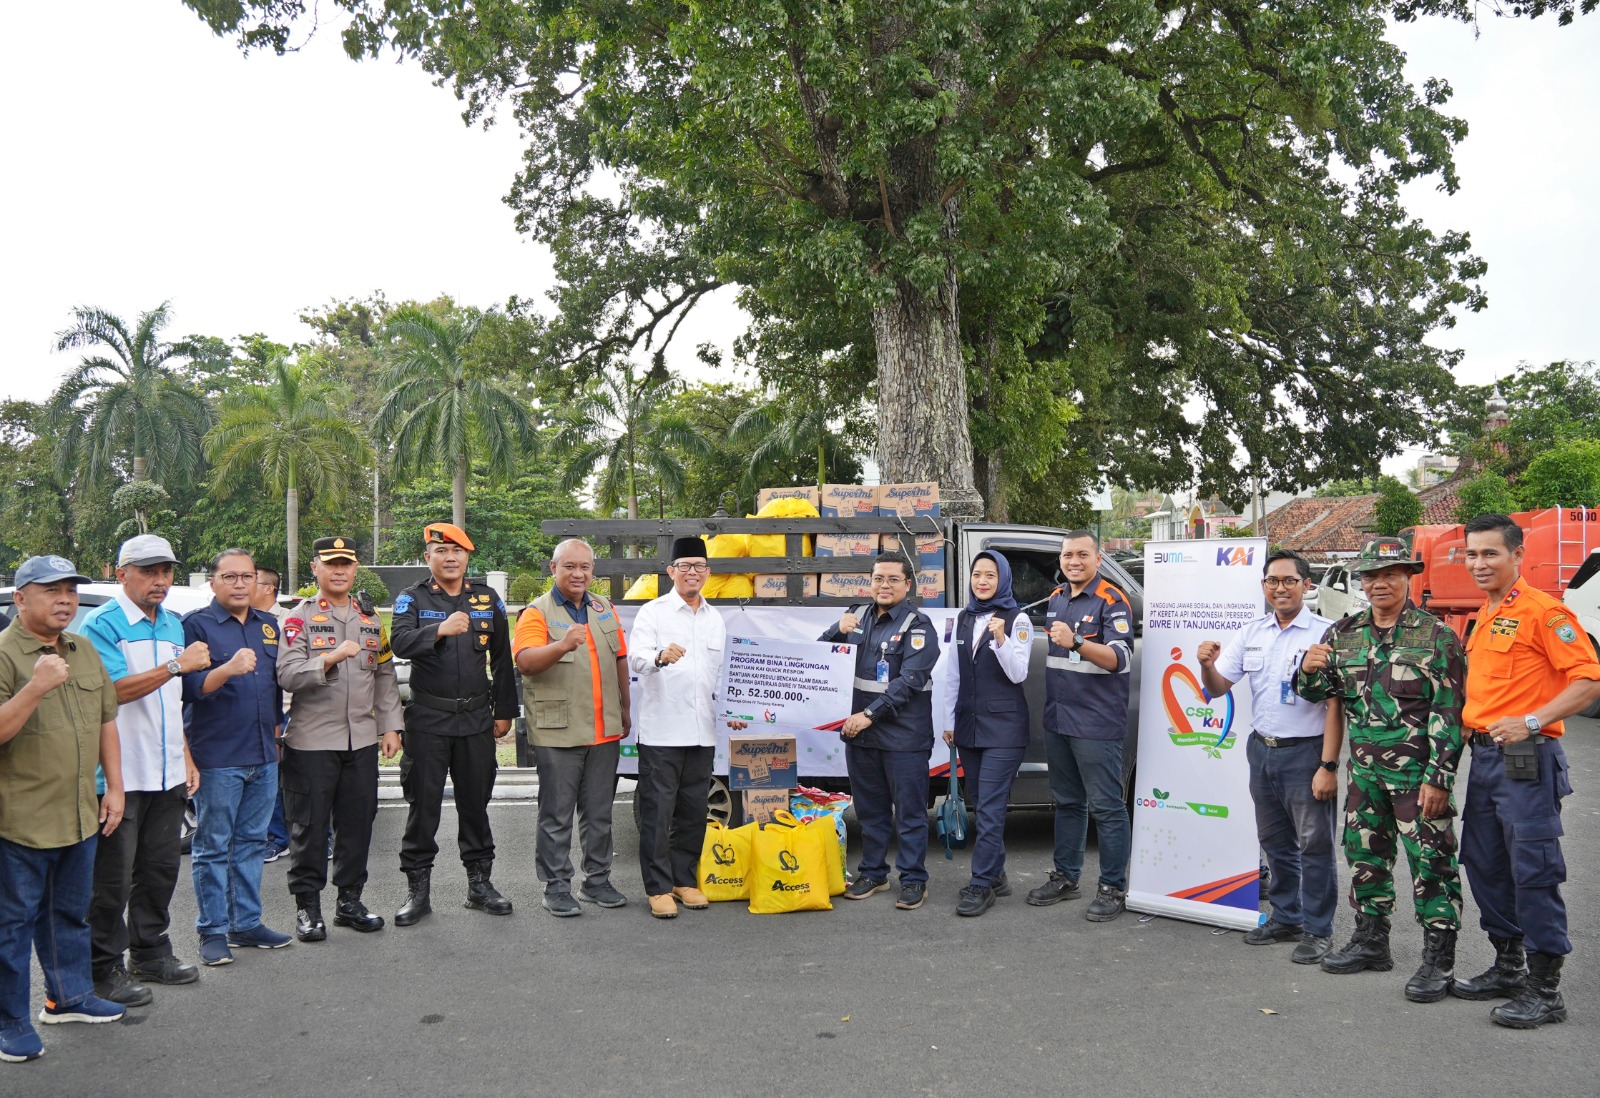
[965,550,1018,613]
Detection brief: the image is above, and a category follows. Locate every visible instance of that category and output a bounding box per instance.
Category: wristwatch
[1318,759,1339,772]
[1069,634,1085,652]
[654,652,666,668]
[1523,714,1542,735]
[165,659,183,677]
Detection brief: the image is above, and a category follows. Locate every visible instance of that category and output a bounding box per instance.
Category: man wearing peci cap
[1295,542,1467,1001]
[82,534,208,1002]
[628,537,748,919]
[0,556,129,1063]
[277,537,403,941]
[389,523,518,926]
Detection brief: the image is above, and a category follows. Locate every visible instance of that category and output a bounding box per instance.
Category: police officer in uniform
[389,523,517,925]
[1454,513,1600,1027]
[276,537,403,941]
[819,552,941,911]
[941,550,1031,917]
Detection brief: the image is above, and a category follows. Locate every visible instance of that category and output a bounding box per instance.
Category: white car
[1315,563,1369,622]
[1562,551,1600,717]
[0,581,213,632]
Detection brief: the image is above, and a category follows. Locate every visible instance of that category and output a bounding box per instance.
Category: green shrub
[509,571,544,603]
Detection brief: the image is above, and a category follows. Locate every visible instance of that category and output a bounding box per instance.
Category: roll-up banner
[1126,538,1268,931]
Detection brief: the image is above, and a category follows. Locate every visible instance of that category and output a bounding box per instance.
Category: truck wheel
[630,775,740,828]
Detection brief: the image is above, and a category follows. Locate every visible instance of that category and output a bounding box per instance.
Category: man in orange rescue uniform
[1455,513,1600,1028]
[512,539,632,917]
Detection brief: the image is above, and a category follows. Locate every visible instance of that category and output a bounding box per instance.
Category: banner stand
[1126,538,1269,931]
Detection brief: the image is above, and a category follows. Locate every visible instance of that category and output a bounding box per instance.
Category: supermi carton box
[819,572,874,601]
[753,573,819,599]
[815,532,881,559]
[879,532,947,568]
[756,485,821,511]
[728,734,798,790]
[819,483,880,519]
[743,787,792,825]
[877,482,940,519]
[916,568,947,609]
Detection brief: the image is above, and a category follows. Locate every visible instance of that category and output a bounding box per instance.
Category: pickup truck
[538,515,1145,820]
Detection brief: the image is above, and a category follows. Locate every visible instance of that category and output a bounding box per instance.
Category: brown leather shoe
[672,886,710,909]
[648,894,679,919]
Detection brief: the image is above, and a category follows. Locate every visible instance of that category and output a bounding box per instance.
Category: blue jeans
[191,763,277,938]
[0,835,97,1027]
[1045,733,1130,890]
[955,745,1024,889]
[1247,733,1339,937]
[845,744,931,884]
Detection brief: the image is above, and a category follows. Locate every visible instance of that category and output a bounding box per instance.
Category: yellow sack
[702,531,755,598]
[774,810,845,896]
[748,818,833,914]
[697,820,755,902]
[624,573,658,600]
[748,496,818,558]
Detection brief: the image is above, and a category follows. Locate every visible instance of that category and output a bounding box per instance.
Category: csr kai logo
[712,843,737,866]
[1162,646,1236,759]
[770,848,812,892]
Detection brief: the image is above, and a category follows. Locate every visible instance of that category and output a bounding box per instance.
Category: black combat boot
[465,860,513,916]
[395,869,432,927]
[333,888,385,932]
[1404,928,1457,1002]
[1451,936,1527,1000]
[1491,952,1568,1029]
[1320,912,1393,974]
[295,893,327,942]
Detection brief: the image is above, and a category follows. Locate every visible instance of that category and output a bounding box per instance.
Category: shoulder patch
[394,592,413,614]
[283,617,304,643]
[1015,618,1032,643]
[1556,622,1578,643]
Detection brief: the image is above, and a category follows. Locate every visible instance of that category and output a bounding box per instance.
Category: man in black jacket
[388,523,518,924]
[818,553,941,910]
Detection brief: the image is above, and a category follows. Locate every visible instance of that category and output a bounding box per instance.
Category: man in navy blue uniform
[1028,531,1136,921]
[819,552,941,910]
[388,522,518,926]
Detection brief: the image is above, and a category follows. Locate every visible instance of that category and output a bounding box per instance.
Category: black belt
[410,689,491,714]
[1251,731,1318,748]
[1469,731,1547,748]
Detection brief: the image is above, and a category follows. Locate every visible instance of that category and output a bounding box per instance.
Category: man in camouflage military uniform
[1294,543,1466,1002]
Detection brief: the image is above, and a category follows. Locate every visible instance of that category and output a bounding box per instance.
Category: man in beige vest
[512,539,632,916]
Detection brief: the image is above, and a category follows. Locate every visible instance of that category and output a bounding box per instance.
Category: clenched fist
[659,643,687,666]
[838,612,860,635]
[1048,621,1078,648]
[327,639,362,665]
[32,653,70,693]
[987,617,1007,644]
[226,647,257,675]
[563,624,589,652]
[177,641,211,673]
[438,611,471,637]
[1196,640,1221,667]
[1301,643,1334,674]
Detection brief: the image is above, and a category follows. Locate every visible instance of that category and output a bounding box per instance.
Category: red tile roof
[1417,473,1466,526]
[1259,495,1379,555]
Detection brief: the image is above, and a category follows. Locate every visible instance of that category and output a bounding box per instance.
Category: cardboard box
[728,734,798,790]
[916,568,947,608]
[877,482,941,519]
[756,485,820,511]
[814,533,881,559]
[819,483,880,519]
[753,573,819,599]
[878,533,945,568]
[742,787,793,825]
[820,572,874,600]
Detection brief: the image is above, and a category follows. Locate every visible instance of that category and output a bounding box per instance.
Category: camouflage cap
[1349,540,1425,576]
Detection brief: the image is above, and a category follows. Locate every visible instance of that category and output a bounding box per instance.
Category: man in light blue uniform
[1199,549,1342,964]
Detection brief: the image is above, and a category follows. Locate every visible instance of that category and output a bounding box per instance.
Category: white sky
[2,4,1596,476]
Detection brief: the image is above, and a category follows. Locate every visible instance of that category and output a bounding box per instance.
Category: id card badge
[1280,679,1296,706]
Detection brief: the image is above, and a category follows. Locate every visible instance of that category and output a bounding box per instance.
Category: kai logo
[831,645,852,654]
[1216,547,1256,567]
[1161,662,1237,758]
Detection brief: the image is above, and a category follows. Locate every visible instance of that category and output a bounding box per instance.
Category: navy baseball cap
[13,555,93,588]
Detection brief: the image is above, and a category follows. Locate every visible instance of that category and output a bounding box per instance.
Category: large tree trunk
[132,454,148,482]
[452,453,467,529]
[870,266,983,520]
[285,484,300,594]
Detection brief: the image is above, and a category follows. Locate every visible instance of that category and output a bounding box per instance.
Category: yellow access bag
[748,817,834,914]
[773,810,845,896]
[702,532,754,599]
[747,496,819,558]
[697,820,755,902]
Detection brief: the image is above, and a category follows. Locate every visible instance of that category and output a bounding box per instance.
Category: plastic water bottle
[876,642,890,684]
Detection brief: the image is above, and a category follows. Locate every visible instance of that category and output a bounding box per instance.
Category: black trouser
[399,726,498,873]
[90,783,187,980]
[636,745,714,896]
[280,744,379,896]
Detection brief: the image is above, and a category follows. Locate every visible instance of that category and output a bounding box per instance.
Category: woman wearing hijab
[942,550,1033,916]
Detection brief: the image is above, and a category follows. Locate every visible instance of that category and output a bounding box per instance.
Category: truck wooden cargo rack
[538,515,951,605]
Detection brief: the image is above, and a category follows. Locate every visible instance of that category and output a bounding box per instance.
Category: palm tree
[550,362,709,521]
[729,396,853,493]
[205,352,371,592]
[49,302,210,486]
[373,307,536,528]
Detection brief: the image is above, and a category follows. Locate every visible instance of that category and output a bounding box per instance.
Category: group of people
[0,512,1590,1064]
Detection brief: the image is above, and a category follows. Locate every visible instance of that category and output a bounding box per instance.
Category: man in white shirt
[628,537,745,919]
[1199,549,1342,965]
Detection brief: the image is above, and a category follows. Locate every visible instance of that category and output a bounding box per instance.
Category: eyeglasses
[1261,577,1302,589]
[214,573,255,585]
[871,575,909,586]
[671,562,710,573]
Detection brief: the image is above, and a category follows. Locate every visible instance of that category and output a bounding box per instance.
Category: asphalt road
[19,720,1600,1097]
